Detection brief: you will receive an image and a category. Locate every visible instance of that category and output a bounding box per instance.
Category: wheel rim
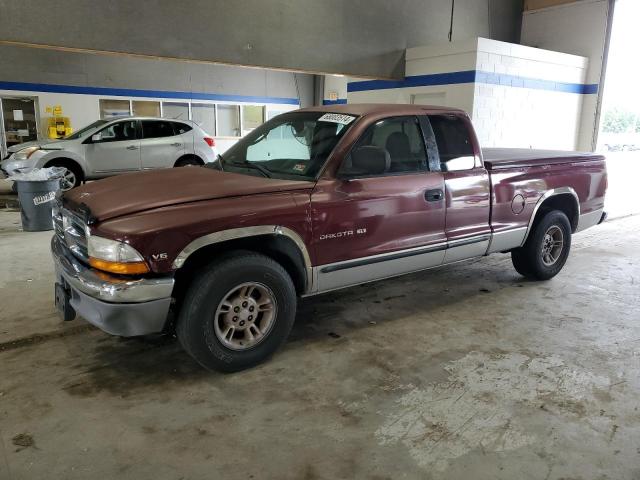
[541,225,564,266]
[60,169,76,191]
[213,282,277,351]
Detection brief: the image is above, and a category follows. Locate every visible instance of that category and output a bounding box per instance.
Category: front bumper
[1,158,35,177]
[51,235,175,336]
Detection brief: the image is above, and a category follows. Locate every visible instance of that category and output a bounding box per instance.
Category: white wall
[347,40,478,114]
[521,0,611,149]
[341,37,593,151]
[472,38,588,149]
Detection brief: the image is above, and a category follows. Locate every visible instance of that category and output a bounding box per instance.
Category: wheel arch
[174,154,204,167]
[522,187,580,245]
[43,156,85,180]
[172,227,312,306]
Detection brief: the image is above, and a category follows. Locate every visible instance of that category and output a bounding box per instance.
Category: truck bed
[483,148,605,170]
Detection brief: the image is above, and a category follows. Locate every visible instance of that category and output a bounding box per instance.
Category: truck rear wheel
[511,210,572,280]
[176,251,297,372]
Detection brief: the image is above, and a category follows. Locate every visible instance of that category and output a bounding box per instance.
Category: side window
[428,115,475,171]
[142,120,176,139]
[172,122,192,135]
[93,120,137,143]
[341,116,428,176]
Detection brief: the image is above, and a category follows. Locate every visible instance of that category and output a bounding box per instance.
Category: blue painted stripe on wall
[347,70,598,95]
[474,71,598,94]
[0,80,300,105]
[348,71,477,92]
[322,98,347,105]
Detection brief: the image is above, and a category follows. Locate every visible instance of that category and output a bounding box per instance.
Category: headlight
[88,235,149,275]
[14,146,40,161]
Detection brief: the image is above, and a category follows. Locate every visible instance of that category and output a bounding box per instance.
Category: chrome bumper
[51,235,175,336]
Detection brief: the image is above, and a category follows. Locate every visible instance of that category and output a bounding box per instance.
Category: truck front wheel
[176,251,297,372]
[511,210,572,280]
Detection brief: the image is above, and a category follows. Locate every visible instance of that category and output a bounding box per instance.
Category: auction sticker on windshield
[318,113,356,125]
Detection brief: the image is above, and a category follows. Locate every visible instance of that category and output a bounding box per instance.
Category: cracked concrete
[0,209,639,480]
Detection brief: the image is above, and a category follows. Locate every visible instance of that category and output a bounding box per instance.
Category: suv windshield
[220,111,358,180]
[64,119,109,140]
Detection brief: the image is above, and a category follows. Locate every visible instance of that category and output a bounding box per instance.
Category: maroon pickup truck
[52,104,607,371]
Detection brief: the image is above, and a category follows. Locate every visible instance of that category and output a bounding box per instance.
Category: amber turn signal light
[89,257,150,275]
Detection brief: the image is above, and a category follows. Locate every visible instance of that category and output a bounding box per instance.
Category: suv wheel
[46,161,82,191]
[60,168,80,191]
[511,210,572,280]
[176,251,297,372]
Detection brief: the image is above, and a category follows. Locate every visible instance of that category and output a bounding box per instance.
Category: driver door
[311,116,447,292]
[84,119,141,175]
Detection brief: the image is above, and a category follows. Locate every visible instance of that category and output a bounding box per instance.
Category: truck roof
[298,103,467,117]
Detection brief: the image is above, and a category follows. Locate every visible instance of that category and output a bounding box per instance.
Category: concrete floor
[1,209,639,480]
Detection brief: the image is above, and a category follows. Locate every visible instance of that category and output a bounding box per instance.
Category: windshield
[221,111,358,180]
[64,119,110,140]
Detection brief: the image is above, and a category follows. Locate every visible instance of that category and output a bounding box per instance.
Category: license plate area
[55,282,76,321]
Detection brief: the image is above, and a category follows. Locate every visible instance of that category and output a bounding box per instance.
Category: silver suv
[1,117,219,190]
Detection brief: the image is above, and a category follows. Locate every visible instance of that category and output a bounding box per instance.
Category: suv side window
[93,120,138,143]
[341,116,428,176]
[172,122,192,135]
[428,115,475,171]
[142,120,176,139]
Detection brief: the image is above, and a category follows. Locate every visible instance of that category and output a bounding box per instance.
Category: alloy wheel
[60,169,77,191]
[541,225,564,266]
[213,282,277,350]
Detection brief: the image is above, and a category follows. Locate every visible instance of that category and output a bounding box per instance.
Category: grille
[54,205,89,263]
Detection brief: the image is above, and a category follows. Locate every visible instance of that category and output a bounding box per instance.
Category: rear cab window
[428,115,476,171]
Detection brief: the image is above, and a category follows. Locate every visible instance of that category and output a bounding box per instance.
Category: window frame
[170,121,192,135]
[98,99,132,120]
[87,119,139,144]
[191,103,217,136]
[338,115,433,179]
[140,119,178,140]
[216,104,242,138]
[424,113,478,173]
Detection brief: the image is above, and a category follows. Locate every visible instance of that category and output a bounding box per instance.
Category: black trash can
[15,178,61,231]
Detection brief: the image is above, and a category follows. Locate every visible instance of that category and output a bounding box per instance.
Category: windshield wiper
[228,160,272,178]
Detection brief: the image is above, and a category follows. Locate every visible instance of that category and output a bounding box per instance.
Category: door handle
[126,145,139,150]
[425,189,444,202]
[170,142,182,147]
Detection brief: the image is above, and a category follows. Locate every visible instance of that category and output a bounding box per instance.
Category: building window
[241,105,265,135]
[162,102,189,121]
[191,103,216,136]
[217,104,241,137]
[132,100,160,117]
[99,99,130,119]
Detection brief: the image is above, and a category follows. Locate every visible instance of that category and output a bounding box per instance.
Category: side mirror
[90,133,102,143]
[339,145,390,179]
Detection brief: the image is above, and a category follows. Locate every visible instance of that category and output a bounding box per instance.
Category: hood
[7,139,68,154]
[63,167,313,221]
[7,140,45,153]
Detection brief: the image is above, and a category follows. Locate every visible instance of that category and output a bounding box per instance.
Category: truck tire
[176,251,297,372]
[511,210,572,280]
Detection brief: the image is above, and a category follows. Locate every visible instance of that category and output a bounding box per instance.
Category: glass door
[1,97,39,155]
